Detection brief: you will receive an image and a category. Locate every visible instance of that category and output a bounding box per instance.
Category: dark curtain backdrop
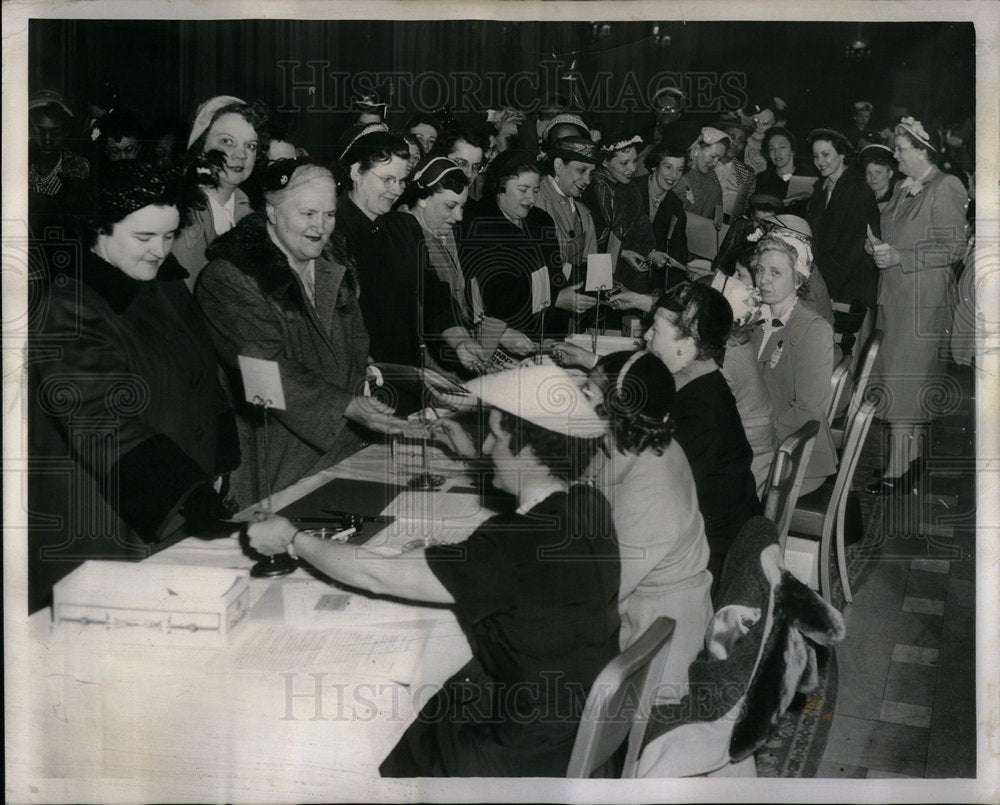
[29,19,974,161]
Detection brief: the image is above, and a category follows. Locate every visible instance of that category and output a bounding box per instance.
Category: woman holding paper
[671,127,730,219]
[247,364,620,777]
[457,149,562,342]
[196,159,395,507]
[867,118,968,494]
[754,127,819,218]
[29,160,239,612]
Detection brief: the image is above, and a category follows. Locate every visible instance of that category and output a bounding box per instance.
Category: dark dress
[457,198,563,339]
[753,162,819,219]
[633,174,689,268]
[336,195,455,366]
[806,166,881,307]
[380,485,621,777]
[28,249,237,612]
[670,371,760,585]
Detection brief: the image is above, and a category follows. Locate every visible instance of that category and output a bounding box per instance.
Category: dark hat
[594,350,676,424]
[94,160,180,220]
[412,156,467,188]
[714,113,755,136]
[353,93,387,113]
[659,282,733,354]
[483,148,541,187]
[858,143,896,168]
[546,136,601,165]
[807,127,853,153]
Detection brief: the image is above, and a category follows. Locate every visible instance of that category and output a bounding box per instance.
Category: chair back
[826,353,853,425]
[818,398,877,602]
[566,616,676,778]
[833,329,884,449]
[763,419,820,550]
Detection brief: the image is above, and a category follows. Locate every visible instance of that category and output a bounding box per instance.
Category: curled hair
[338,130,411,187]
[186,100,270,158]
[654,282,732,364]
[762,126,797,167]
[483,159,541,198]
[496,409,600,483]
[397,162,469,207]
[431,125,491,158]
[591,352,675,456]
[644,141,687,174]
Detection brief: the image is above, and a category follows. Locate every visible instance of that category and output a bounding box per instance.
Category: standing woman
[754,127,818,217]
[672,127,730,219]
[173,95,268,289]
[457,149,561,344]
[868,118,968,494]
[335,123,456,368]
[750,229,837,495]
[859,143,900,212]
[583,133,669,299]
[29,161,238,612]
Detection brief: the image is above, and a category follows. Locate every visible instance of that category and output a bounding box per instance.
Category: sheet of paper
[469,275,484,322]
[530,266,551,313]
[219,622,427,684]
[365,490,496,554]
[787,175,818,198]
[585,253,614,292]
[237,355,286,410]
[281,581,442,628]
[685,213,729,260]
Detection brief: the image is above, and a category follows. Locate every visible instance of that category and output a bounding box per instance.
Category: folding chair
[763,419,820,550]
[826,353,853,427]
[788,399,877,603]
[832,329,883,450]
[566,616,676,778]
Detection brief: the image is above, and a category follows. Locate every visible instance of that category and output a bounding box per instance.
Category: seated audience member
[586,350,713,702]
[754,126,819,218]
[174,95,268,289]
[457,149,563,345]
[703,271,775,495]
[247,364,619,778]
[404,111,442,157]
[429,122,490,182]
[88,106,144,170]
[145,116,187,172]
[749,228,837,495]
[859,143,899,211]
[713,116,757,220]
[672,127,730,219]
[583,132,671,301]
[28,90,90,237]
[334,123,456,367]
[196,160,395,506]
[743,97,785,174]
[634,140,689,273]
[645,283,761,585]
[29,161,237,612]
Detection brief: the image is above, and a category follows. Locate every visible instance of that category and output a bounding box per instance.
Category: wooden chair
[788,399,877,604]
[566,617,676,778]
[826,353,853,426]
[763,419,820,551]
[832,329,883,450]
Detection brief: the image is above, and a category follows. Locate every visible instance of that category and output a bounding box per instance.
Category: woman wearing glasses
[335,123,455,368]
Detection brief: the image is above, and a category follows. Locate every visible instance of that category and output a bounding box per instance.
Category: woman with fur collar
[196,160,395,508]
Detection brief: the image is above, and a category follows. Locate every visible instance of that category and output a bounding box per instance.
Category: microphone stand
[249,395,296,578]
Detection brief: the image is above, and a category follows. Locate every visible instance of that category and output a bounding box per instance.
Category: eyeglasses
[372,173,406,190]
[451,157,485,174]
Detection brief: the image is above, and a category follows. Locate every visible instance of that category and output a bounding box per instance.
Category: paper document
[787,175,818,199]
[685,213,729,260]
[281,581,441,628]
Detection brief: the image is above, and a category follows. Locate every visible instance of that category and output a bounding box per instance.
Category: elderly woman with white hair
[749,228,837,494]
[174,94,269,288]
[196,159,394,508]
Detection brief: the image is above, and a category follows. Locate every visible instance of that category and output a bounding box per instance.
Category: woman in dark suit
[754,127,819,218]
[633,140,689,276]
[29,161,239,612]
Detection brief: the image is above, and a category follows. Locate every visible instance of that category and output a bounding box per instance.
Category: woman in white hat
[247,364,620,777]
[173,95,268,288]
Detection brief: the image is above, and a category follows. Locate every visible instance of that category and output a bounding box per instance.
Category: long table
[15,444,489,802]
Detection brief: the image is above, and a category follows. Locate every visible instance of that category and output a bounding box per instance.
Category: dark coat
[633,174,689,265]
[28,249,236,612]
[335,195,455,366]
[806,166,881,306]
[197,213,370,507]
[457,198,563,339]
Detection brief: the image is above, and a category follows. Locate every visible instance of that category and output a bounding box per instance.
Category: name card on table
[238,355,286,410]
[585,253,614,292]
[530,266,551,314]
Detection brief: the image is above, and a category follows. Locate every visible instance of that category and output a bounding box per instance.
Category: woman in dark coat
[754,126,819,219]
[633,140,689,271]
[197,161,391,507]
[28,161,238,612]
[644,282,761,587]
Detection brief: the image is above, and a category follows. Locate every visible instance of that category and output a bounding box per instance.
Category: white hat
[187,95,246,148]
[463,364,607,438]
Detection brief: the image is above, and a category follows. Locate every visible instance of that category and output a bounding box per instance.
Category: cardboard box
[53,561,251,646]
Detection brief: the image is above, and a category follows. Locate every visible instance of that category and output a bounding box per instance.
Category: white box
[53,561,251,646]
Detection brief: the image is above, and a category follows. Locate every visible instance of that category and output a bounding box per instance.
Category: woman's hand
[247,513,298,556]
[428,416,479,458]
[454,340,492,374]
[498,327,536,356]
[555,282,598,314]
[609,289,654,313]
[621,250,649,273]
[344,394,398,431]
[647,250,673,269]
[872,242,901,269]
[551,342,599,370]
